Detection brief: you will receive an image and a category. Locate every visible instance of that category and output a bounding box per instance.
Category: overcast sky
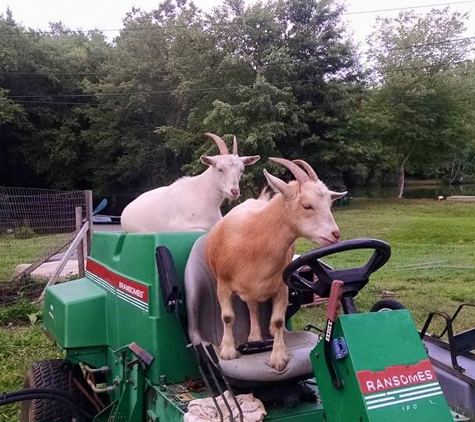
[1,0,474,49]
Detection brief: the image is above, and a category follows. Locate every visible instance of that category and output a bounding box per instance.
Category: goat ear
[200,156,216,166]
[330,191,348,201]
[263,169,293,198]
[240,155,260,166]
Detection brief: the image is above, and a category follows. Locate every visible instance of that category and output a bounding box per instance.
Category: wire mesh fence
[0,186,91,305]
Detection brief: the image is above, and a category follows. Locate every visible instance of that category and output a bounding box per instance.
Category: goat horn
[292,159,319,182]
[205,133,229,155]
[232,136,238,155]
[269,157,310,184]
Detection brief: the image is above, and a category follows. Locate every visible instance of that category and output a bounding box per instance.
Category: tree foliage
[362,8,475,197]
[0,2,474,201]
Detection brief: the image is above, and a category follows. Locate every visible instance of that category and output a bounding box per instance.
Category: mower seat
[184,235,319,387]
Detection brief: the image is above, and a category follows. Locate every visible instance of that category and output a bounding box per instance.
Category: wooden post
[76,206,85,278]
[38,221,90,302]
[84,190,93,255]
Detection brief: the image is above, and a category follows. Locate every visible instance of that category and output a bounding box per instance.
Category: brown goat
[205,158,346,371]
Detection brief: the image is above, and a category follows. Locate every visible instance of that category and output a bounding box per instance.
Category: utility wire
[0,60,300,76]
[12,95,475,107]
[6,77,327,98]
[4,56,474,100]
[388,36,475,51]
[366,59,473,72]
[8,71,475,99]
[343,0,475,15]
[6,61,475,100]
[0,1,472,82]
[7,0,475,35]
[1,44,474,78]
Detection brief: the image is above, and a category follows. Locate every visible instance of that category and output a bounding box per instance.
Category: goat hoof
[220,347,239,360]
[248,333,263,342]
[269,352,290,372]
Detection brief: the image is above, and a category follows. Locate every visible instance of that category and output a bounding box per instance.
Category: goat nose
[332,230,341,242]
[231,188,239,197]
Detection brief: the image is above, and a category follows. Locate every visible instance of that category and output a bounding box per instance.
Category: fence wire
[0,186,88,305]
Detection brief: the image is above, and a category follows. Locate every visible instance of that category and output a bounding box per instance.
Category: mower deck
[424,335,475,419]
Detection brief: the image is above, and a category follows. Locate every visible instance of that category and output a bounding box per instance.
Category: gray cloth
[184,235,319,383]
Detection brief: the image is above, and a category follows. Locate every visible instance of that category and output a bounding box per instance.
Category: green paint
[312,310,454,422]
[44,231,205,386]
[44,278,107,348]
[265,399,325,422]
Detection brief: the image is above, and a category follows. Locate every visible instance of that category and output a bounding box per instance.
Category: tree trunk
[397,143,416,199]
[397,162,405,199]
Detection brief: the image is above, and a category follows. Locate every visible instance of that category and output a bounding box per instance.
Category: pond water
[98,184,475,216]
[350,184,475,199]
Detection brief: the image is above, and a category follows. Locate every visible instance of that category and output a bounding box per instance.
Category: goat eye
[302,204,313,210]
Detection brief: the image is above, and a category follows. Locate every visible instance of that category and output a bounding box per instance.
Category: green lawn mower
[3,231,474,421]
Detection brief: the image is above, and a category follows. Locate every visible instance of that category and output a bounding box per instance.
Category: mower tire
[370,298,406,312]
[19,359,89,422]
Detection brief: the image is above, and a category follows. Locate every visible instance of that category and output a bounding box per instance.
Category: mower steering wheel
[283,239,391,299]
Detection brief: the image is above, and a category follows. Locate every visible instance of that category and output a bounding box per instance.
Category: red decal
[357,360,436,395]
[86,259,148,303]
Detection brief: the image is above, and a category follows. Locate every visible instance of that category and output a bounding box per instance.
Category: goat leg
[246,300,262,342]
[268,286,290,371]
[217,282,239,360]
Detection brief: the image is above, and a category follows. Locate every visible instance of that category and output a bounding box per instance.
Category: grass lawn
[293,198,475,333]
[0,324,62,421]
[0,198,474,420]
[0,233,70,282]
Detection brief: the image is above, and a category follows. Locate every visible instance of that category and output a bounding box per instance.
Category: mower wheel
[19,359,89,422]
[370,298,406,312]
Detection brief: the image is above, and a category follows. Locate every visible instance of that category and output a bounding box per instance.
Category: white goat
[121,133,260,233]
[205,158,346,371]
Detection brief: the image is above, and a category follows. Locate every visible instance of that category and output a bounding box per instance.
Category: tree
[83,1,206,195]
[0,88,27,185]
[1,0,362,198]
[160,0,362,195]
[0,10,111,188]
[365,8,475,197]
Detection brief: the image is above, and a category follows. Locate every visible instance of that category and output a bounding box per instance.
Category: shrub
[0,300,41,325]
[13,226,36,239]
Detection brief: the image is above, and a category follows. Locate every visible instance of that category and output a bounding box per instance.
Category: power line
[5,60,475,100]
[0,60,299,76]
[1,41,474,79]
[6,77,321,98]
[389,36,475,51]
[13,97,475,108]
[14,101,94,105]
[8,1,475,35]
[12,99,356,107]
[364,59,473,72]
[343,0,475,16]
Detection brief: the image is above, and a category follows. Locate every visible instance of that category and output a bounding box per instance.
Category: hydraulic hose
[0,388,94,421]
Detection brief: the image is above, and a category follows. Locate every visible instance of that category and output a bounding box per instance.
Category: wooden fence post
[85,190,93,255]
[76,206,85,278]
[38,221,90,302]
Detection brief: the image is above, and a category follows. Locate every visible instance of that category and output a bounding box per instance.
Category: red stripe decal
[86,259,149,303]
[357,359,437,395]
